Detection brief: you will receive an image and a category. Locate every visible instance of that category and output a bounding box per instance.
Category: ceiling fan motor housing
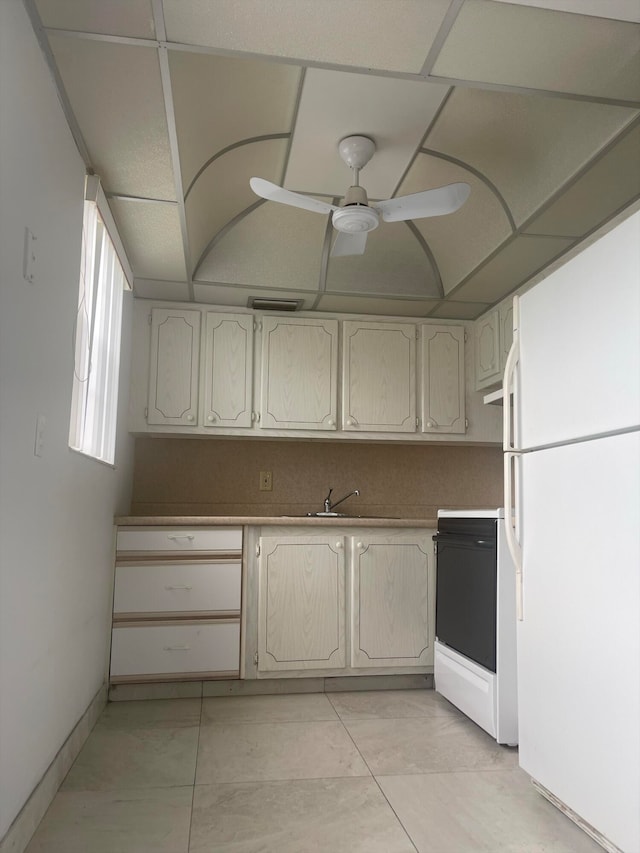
[332,184,379,233]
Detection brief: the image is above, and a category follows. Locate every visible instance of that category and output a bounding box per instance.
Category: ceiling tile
[110,199,187,280]
[452,234,575,303]
[315,296,438,317]
[398,153,513,292]
[186,138,289,273]
[170,51,300,190]
[36,0,155,38]
[524,124,640,237]
[426,87,638,226]
[432,0,640,101]
[326,223,439,297]
[163,0,451,74]
[134,279,191,301]
[429,301,491,320]
[193,283,316,309]
[196,201,327,287]
[285,70,450,198]
[48,35,175,199]
[489,0,640,26]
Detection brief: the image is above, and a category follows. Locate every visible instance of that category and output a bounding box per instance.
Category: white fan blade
[374,182,470,223]
[331,231,368,257]
[250,177,337,216]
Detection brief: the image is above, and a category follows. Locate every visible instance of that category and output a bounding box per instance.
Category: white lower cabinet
[110,621,240,679]
[110,527,242,683]
[256,529,434,677]
[351,534,433,668]
[257,536,346,672]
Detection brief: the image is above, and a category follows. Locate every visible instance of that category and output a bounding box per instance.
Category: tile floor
[25,688,603,852]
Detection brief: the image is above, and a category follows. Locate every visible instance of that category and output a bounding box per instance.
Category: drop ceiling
[28,0,640,319]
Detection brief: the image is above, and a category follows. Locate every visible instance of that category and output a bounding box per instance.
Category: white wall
[0,0,135,838]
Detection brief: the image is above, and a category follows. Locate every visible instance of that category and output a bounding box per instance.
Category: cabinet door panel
[421,325,465,434]
[260,318,338,430]
[342,322,416,432]
[147,309,200,425]
[202,313,253,428]
[351,535,433,668]
[258,537,345,671]
[474,310,501,390]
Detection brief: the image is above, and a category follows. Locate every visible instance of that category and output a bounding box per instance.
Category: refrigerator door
[517,431,640,853]
[517,212,640,449]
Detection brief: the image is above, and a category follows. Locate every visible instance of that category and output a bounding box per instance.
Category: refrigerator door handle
[504,450,523,620]
[503,296,523,619]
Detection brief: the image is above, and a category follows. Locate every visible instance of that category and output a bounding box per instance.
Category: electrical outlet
[259,471,272,491]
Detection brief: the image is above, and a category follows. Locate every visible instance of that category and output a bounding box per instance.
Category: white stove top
[437,508,505,519]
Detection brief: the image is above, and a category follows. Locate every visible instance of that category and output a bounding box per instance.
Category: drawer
[116,527,242,554]
[110,621,240,678]
[113,561,241,616]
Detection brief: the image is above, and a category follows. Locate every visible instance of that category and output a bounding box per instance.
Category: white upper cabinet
[202,312,253,429]
[342,321,416,433]
[499,300,514,370]
[259,316,338,430]
[420,325,465,434]
[474,309,501,390]
[147,308,200,426]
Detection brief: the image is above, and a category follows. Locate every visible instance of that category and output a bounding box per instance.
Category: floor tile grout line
[186,694,203,853]
[337,714,420,853]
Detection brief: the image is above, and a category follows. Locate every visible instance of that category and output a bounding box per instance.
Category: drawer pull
[164,585,193,591]
[167,535,195,542]
[163,645,191,652]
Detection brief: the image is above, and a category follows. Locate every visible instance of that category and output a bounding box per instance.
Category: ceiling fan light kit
[250,134,470,257]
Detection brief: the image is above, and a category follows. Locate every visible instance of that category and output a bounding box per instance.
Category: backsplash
[130,438,503,518]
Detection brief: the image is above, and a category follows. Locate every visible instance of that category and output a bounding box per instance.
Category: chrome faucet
[324,488,360,513]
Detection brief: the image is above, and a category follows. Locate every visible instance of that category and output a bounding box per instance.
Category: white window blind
[69,181,128,464]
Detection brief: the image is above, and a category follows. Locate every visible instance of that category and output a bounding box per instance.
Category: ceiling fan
[250,135,470,257]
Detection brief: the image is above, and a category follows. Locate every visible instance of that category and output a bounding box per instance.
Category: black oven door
[434,523,497,672]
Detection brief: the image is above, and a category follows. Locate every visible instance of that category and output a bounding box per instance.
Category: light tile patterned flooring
[26,689,603,852]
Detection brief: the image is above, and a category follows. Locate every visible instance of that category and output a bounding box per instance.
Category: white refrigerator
[503,211,640,853]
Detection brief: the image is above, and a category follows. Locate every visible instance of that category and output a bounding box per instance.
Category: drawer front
[110,622,240,677]
[116,527,242,553]
[113,561,241,615]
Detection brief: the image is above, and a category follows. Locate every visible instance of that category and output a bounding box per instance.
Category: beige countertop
[115,515,438,528]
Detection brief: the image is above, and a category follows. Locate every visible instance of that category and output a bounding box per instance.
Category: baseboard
[109,672,434,701]
[0,683,108,853]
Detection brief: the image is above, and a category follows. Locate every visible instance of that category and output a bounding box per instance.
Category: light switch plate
[259,471,273,491]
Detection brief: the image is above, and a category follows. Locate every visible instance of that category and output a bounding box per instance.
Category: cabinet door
[258,536,345,672]
[499,300,514,373]
[351,534,433,668]
[474,309,501,390]
[421,325,465,434]
[202,313,253,428]
[260,317,338,430]
[147,308,200,426]
[342,321,416,432]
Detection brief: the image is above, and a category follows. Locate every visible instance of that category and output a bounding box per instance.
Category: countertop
[115,515,438,528]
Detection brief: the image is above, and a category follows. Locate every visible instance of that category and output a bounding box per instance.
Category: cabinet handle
[207,414,215,423]
[427,419,437,428]
[167,534,195,542]
[335,541,343,549]
[346,418,356,427]
[186,414,195,422]
[164,585,193,590]
[163,645,190,652]
[356,541,364,549]
[328,418,335,426]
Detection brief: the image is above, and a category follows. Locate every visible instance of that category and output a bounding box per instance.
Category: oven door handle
[432,533,495,549]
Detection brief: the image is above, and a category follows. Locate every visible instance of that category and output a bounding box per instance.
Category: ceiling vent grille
[248,297,303,311]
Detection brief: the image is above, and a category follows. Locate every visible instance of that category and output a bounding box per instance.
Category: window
[69,177,130,464]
